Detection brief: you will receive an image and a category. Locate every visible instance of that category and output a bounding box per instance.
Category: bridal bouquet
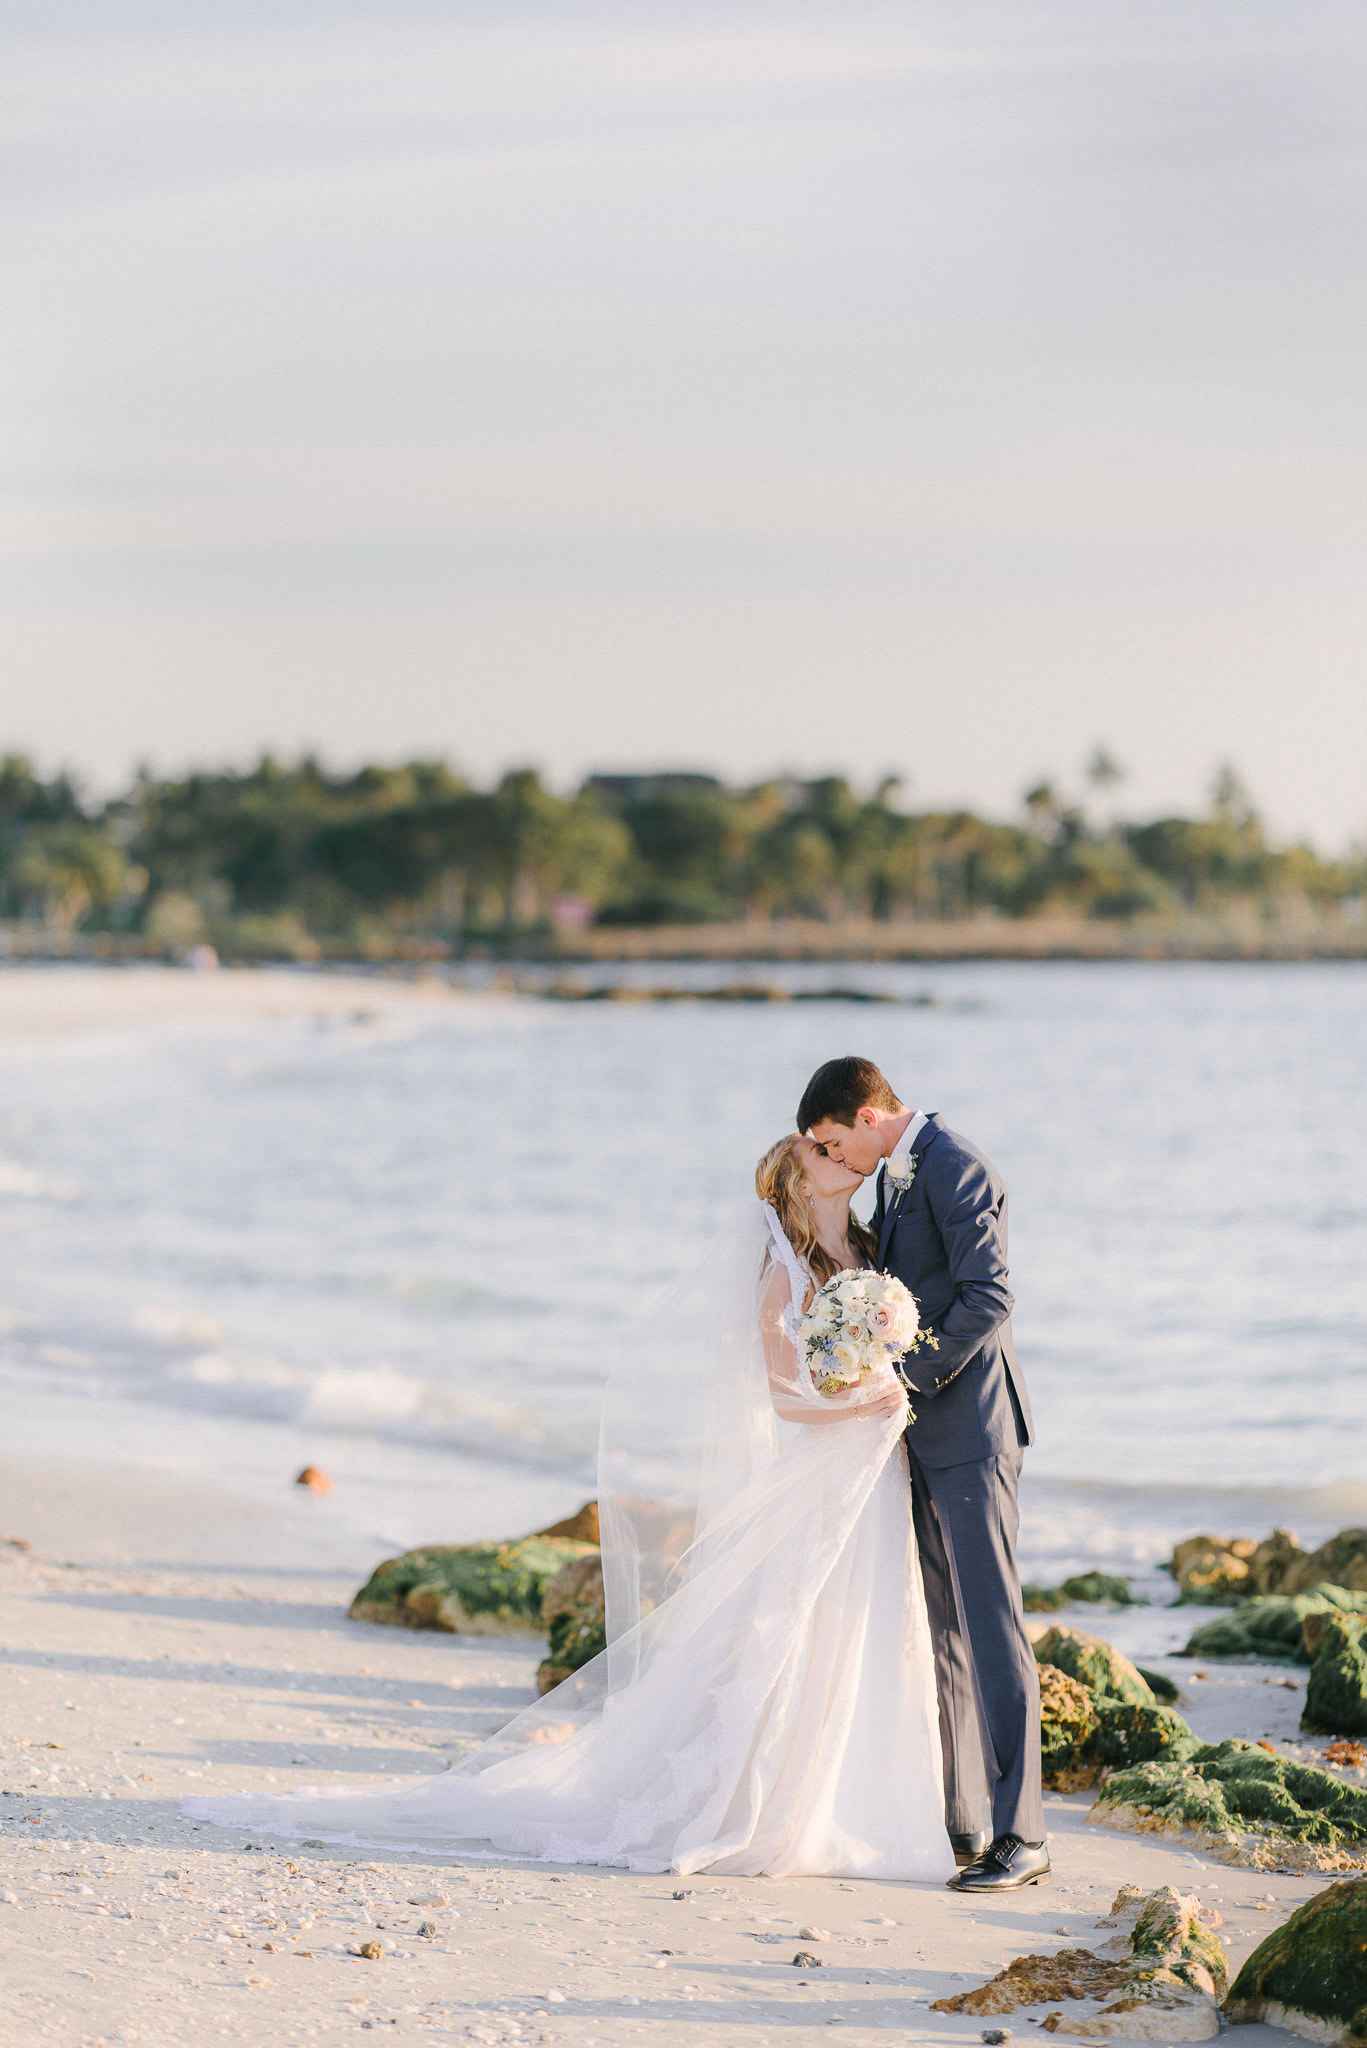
[797,1269,930,1403]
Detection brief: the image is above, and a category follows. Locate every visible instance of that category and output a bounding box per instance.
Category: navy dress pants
[906,1443,1044,1845]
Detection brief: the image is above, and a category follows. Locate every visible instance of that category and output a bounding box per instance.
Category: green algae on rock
[1035,1623,1157,1708]
[1182,1587,1367,1666]
[1224,1876,1367,2044]
[1024,1581,1070,1612]
[1092,1698,1199,1771]
[1137,1665,1181,1703]
[349,1536,599,1635]
[1040,1662,1101,1789]
[1092,1739,1367,1871]
[1303,1614,1367,1738]
[1039,1640,1197,1790]
[934,1883,1227,2039]
[1024,1574,1140,1611]
[536,1551,607,1695]
[1061,1572,1142,1604]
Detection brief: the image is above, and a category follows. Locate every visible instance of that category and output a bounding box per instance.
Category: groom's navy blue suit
[872,1112,1043,1845]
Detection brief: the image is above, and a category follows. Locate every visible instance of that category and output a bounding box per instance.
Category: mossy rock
[536,1552,607,1696]
[1169,1526,1367,1607]
[1061,1572,1142,1605]
[1040,1661,1197,1788]
[1127,1883,1228,1998]
[1303,1615,1367,1739]
[1093,1739,1367,1869]
[1024,1573,1140,1611]
[1093,1699,1200,1771]
[1137,1665,1182,1703]
[349,1536,598,1635]
[1224,1877,1367,2043]
[1035,1623,1157,1708]
[1183,1587,1367,1666]
[933,1883,1228,2031]
[1282,1529,1367,1598]
[1040,1663,1102,1789]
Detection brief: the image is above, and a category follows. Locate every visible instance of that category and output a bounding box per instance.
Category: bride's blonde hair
[755,1135,875,1304]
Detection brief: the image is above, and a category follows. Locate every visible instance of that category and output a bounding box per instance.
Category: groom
[798,1055,1047,1893]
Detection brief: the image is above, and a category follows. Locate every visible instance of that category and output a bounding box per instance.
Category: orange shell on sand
[295,1466,333,1493]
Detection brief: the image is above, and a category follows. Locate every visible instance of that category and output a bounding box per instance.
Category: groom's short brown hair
[797,1056,902,1132]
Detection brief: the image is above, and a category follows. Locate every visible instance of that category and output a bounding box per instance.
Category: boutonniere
[885,1148,918,1208]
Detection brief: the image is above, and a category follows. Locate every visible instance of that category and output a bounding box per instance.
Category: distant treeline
[1,752,1362,958]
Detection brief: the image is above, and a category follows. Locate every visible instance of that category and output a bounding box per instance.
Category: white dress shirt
[890,1109,928,1159]
[877,1110,927,1213]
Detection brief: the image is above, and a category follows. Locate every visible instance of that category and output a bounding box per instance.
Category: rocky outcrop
[532,1501,601,1544]
[1224,1877,1367,2044]
[1281,1531,1367,1598]
[1037,1627,1197,1789]
[1040,1664,1102,1790]
[1091,1738,1367,1871]
[1169,1531,1308,1604]
[1061,1572,1141,1604]
[933,1883,1227,2039]
[1303,1615,1367,1738]
[536,1552,607,1695]
[1024,1582,1070,1612]
[1024,1574,1140,1610]
[349,1535,598,1634]
[1035,1624,1158,1708]
[1170,1535,1261,1603]
[1169,1527,1367,1605]
[1182,1587,1367,1666]
[1091,1698,1198,1773]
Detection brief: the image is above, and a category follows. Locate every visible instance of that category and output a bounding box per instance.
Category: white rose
[888,1149,912,1183]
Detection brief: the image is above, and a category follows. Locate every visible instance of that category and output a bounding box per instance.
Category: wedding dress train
[184,1207,954,1881]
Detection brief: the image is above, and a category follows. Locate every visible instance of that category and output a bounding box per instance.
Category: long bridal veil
[183,1202,947,1875]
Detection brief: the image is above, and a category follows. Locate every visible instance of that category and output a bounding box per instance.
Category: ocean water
[0,961,1363,1586]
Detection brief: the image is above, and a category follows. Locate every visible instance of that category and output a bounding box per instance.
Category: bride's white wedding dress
[184,1205,954,1881]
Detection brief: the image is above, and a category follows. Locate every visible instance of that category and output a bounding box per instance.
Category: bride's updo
[755,1135,875,1298]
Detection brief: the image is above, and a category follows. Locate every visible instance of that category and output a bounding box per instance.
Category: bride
[184,1135,955,1882]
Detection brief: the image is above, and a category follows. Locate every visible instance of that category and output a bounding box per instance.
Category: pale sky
[3,1,1366,844]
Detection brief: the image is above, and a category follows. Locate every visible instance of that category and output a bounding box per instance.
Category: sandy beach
[0,960,1359,2046]
[0,1460,1332,2048]
[0,965,474,1037]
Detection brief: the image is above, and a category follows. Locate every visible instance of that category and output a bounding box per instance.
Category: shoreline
[0,964,482,1036]
[0,1456,1336,2048]
[0,955,1361,1045]
[6,918,1367,975]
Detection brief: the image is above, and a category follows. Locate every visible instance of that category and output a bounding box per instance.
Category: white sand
[0,965,472,1036]
[0,1461,1322,2048]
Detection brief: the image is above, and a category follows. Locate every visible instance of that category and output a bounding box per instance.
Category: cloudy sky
[3,1,1365,842]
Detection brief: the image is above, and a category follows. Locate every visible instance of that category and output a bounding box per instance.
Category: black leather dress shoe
[947,1833,1051,1892]
[949,1829,991,1865]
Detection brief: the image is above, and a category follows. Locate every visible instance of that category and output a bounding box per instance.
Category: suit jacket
[872,1112,1033,1469]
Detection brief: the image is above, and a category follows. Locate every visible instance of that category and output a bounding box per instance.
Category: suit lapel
[878,1113,943,1265]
